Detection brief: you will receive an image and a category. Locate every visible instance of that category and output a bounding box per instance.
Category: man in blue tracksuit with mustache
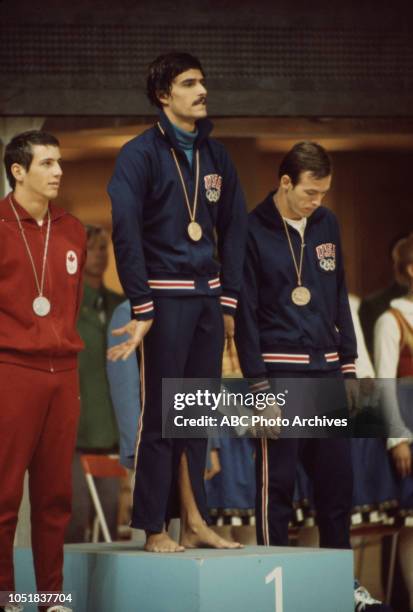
[107,52,246,553]
[236,142,391,611]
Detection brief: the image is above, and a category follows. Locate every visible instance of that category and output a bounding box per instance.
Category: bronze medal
[278,211,311,307]
[291,286,311,306]
[187,221,203,241]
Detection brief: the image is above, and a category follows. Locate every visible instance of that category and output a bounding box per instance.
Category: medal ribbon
[281,216,305,287]
[171,148,200,226]
[9,196,51,299]
[157,121,200,226]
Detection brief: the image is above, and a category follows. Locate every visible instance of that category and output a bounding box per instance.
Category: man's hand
[204,449,221,480]
[224,314,238,372]
[390,441,412,478]
[344,378,360,416]
[249,402,281,440]
[107,319,153,361]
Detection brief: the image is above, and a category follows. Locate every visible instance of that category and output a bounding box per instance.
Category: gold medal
[291,286,311,306]
[170,147,202,243]
[187,221,203,241]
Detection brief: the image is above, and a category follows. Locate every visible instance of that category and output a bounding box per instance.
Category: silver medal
[33,296,51,317]
[9,197,53,319]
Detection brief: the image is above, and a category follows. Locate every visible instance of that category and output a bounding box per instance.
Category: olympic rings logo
[206,189,220,203]
[206,189,221,202]
[319,258,336,271]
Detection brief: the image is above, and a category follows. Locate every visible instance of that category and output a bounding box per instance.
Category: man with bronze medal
[235,142,385,611]
[108,53,247,553]
[0,131,86,612]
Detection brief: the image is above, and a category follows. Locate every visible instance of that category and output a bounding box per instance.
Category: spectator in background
[106,299,140,470]
[349,294,375,380]
[374,233,413,612]
[205,346,256,544]
[348,295,395,529]
[65,225,123,543]
[359,235,407,361]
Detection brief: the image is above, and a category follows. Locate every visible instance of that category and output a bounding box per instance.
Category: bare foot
[180,522,243,549]
[144,531,185,553]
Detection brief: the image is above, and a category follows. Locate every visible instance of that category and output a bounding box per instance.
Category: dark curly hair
[146,52,205,108]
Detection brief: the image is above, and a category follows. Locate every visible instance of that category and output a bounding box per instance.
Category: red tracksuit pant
[0,362,80,593]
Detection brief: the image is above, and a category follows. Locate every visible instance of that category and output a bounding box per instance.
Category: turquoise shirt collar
[172,123,198,166]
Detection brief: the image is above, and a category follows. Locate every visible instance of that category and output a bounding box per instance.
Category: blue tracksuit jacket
[235,191,357,383]
[108,111,247,320]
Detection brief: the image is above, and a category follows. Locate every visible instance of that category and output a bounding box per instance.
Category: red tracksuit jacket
[0,194,86,371]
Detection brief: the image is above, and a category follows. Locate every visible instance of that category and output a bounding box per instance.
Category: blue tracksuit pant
[131,296,224,532]
[255,369,353,549]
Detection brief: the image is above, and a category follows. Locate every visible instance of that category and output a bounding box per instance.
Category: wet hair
[393,233,413,287]
[4,130,60,190]
[146,52,205,108]
[278,141,332,186]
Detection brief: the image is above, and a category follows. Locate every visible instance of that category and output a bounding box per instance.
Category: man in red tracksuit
[0,130,86,612]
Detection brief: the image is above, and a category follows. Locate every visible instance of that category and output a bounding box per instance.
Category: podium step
[14,542,353,612]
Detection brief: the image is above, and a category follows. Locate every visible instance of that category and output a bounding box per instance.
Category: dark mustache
[193,96,207,106]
